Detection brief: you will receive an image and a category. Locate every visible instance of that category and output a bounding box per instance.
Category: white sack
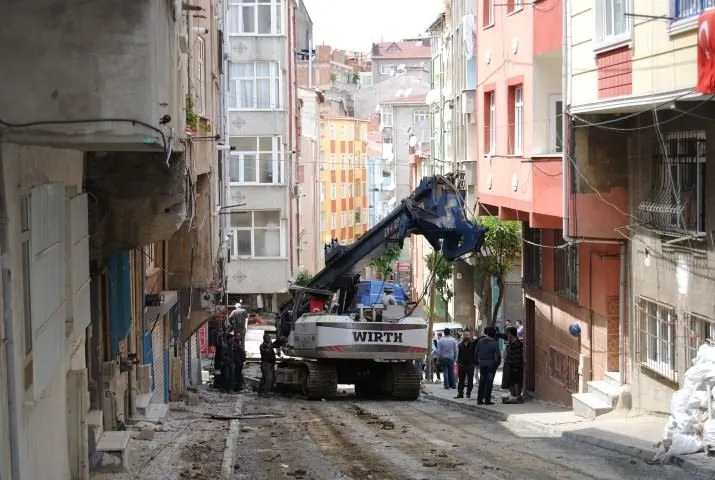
[693,343,715,366]
[703,419,715,446]
[674,412,699,435]
[668,433,703,456]
[683,363,715,390]
[688,390,709,410]
[671,388,694,416]
[663,417,678,440]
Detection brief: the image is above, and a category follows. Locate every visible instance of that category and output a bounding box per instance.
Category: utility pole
[424,252,439,380]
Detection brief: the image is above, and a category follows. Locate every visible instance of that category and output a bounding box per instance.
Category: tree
[351,73,359,85]
[294,270,313,286]
[473,216,521,326]
[330,72,338,84]
[371,245,401,279]
[425,251,455,322]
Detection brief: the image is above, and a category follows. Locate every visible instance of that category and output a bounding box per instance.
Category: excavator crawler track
[301,362,338,400]
[389,363,421,401]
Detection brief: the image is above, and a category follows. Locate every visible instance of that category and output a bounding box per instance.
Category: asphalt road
[228,390,699,480]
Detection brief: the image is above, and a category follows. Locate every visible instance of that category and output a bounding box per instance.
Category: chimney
[371,43,380,56]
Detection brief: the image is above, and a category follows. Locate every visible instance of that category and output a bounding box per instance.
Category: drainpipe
[0,154,22,480]
[561,0,571,244]
[287,2,296,277]
[618,242,627,385]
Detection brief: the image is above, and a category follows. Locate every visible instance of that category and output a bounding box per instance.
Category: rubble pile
[662,342,715,456]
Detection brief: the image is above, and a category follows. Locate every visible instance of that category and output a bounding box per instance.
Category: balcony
[0,0,184,152]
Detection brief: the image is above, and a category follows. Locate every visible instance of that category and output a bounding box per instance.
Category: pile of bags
[662,342,715,456]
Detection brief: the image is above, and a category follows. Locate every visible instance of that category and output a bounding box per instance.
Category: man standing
[220,332,235,393]
[258,333,277,396]
[232,332,246,392]
[455,330,477,399]
[431,333,443,383]
[436,328,458,390]
[504,326,525,404]
[475,326,501,405]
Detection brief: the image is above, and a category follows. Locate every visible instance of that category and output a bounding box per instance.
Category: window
[554,233,578,301]
[330,153,336,166]
[339,126,345,140]
[360,125,368,142]
[354,209,361,224]
[379,64,395,75]
[340,212,346,227]
[523,225,542,287]
[483,0,494,26]
[320,184,325,201]
[507,0,524,12]
[329,124,336,139]
[340,154,346,167]
[229,62,281,110]
[20,196,31,355]
[145,243,157,272]
[230,210,281,257]
[549,95,564,153]
[319,150,326,170]
[484,91,495,154]
[319,212,325,232]
[341,184,347,198]
[330,213,337,229]
[637,297,677,382]
[195,37,206,116]
[348,183,353,197]
[413,110,429,123]
[686,312,715,363]
[227,0,283,35]
[673,0,715,21]
[228,136,283,184]
[638,130,706,234]
[347,126,354,141]
[320,123,326,137]
[509,85,523,154]
[594,0,630,45]
[330,184,337,199]
[380,106,393,127]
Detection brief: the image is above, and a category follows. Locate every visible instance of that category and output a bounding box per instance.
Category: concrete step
[572,392,613,420]
[587,380,622,407]
[135,393,152,415]
[86,409,104,449]
[144,403,169,421]
[96,430,132,470]
[604,371,621,388]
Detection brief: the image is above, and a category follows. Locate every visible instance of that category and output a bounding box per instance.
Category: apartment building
[225,0,309,309]
[298,88,324,275]
[472,0,625,413]
[319,117,369,249]
[371,38,432,83]
[567,1,715,415]
[297,44,357,89]
[0,1,224,478]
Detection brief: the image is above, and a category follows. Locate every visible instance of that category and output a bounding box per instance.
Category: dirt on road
[231,391,701,480]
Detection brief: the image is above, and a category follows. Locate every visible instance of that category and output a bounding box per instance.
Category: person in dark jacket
[475,326,501,405]
[232,332,246,392]
[455,330,477,399]
[259,334,285,395]
[503,326,525,403]
[220,332,235,393]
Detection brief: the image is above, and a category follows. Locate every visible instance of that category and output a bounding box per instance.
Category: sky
[302,0,443,51]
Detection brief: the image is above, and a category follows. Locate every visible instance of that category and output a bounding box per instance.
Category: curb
[220,396,244,480]
[424,391,715,479]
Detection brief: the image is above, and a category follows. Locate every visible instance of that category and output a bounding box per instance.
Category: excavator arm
[278,172,487,336]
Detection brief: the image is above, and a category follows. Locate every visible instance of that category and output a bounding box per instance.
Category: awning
[144,290,178,332]
[570,88,704,115]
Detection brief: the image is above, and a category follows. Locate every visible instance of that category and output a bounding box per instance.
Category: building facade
[319,117,369,247]
[225,0,308,308]
[370,39,432,83]
[0,0,224,478]
[567,0,715,415]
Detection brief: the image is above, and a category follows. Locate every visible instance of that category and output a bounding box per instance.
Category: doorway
[525,298,536,392]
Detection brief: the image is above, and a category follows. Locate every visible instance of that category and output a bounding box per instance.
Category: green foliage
[351,73,359,85]
[185,95,199,129]
[425,251,454,304]
[330,72,338,83]
[473,216,521,277]
[372,245,401,279]
[294,270,313,286]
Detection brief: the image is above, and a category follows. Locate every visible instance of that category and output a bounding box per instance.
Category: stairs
[572,372,623,420]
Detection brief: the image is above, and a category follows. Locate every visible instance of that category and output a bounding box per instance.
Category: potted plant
[185,94,199,135]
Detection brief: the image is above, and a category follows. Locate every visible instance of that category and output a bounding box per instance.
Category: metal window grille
[686,312,715,365]
[523,225,542,287]
[637,297,677,382]
[554,231,578,301]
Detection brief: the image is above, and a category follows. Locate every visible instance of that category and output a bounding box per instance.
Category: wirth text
[352,331,403,343]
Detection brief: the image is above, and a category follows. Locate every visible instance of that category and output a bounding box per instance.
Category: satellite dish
[409,135,417,147]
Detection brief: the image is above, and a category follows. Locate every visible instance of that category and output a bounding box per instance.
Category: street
[230,390,697,480]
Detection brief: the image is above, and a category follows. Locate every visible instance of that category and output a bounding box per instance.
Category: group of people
[429,323,524,404]
[214,331,246,393]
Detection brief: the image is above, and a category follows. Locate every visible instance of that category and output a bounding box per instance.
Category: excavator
[275,172,487,400]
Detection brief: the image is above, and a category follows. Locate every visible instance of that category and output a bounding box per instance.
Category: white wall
[1,143,86,480]
[532,56,562,155]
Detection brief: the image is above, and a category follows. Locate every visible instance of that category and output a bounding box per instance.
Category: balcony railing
[674,0,715,20]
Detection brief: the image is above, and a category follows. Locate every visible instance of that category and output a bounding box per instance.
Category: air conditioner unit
[200,291,215,309]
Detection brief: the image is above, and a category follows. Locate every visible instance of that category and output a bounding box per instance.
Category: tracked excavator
[275,172,487,400]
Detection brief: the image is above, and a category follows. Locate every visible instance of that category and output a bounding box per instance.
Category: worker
[220,332,235,393]
[258,334,281,396]
[232,332,246,392]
